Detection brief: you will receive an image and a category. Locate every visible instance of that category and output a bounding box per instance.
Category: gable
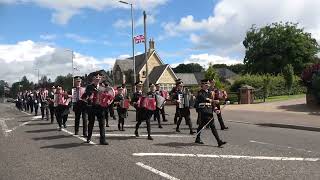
[157,67,176,84]
[139,52,162,75]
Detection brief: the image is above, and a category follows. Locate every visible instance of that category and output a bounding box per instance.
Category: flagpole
[131,3,136,92]
[143,11,149,93]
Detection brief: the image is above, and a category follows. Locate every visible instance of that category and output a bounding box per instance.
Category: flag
[134,35,145,44]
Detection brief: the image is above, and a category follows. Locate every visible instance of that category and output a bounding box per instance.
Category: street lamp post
[65,49,74,86]
[34,68,39,84]
[119,0,136,92]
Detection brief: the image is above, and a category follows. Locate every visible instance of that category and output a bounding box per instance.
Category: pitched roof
[216,68,237,79]
[176,73,199,85]
[147,64,169,84]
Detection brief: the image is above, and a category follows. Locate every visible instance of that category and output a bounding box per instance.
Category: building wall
[157,68,176,84]
[139,53,162,83]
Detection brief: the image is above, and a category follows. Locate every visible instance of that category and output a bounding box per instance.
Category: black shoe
[86,139,91,143]
[176,128,180,132]
[190,131,195,135]
[135,130,139,137]
[75,132,79,135]
[121,129,125,131]
[221,127,229,130]
[106,124,109,127]
[58,127,62,131]
[147,136,153,140]
[195,139,204,144]
[100,141,109,145]
[118,124,121,131]
[63,124,67,128]
[83,135,88,138]
[113,116,116,120]
[159,125,163,129]
[163,119,168,122]
[218,141,227,147]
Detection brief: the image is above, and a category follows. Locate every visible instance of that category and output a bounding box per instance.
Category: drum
[137,96,145,108]
[120,99,130,109]
[161,90,168,99]
[156,95,166,109]
[143,97,156,111]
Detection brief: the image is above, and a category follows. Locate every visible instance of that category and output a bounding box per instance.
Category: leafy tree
[173,63,204,73]
[243,22,320,74]
[205,64,223,89]
[55,74,73,92]
[283,64,294,95]
[0,80,9,98]
[228,64,246,74]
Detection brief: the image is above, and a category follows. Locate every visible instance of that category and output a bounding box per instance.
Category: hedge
[230,74,306,98]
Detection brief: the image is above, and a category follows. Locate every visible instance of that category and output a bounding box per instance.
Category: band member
[135,83,155,140]
[173,82,195,134]
[27,90,34,113]
[114,86,129,131]
[33,89,40,116]
[55,86,66,131]
[154,84,168,123]
[132,81,143,122]
[153,84,163,128]
[48,86,56,124]
[209,79,229,130]
[72,76,87,137]
[40,88,49,120]
[194,79,226,147]
[82,73,108,145]
[169,79,183,124]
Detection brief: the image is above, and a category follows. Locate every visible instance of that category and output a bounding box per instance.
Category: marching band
[15,74,228,147]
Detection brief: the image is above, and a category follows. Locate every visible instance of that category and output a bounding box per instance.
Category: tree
[283,64,294,95]
[173,63,204,73]
[228,64,246,75]
[243,22,320,75]
[205,64,223,89]
[55,74,73,92]
[0,80,9,98]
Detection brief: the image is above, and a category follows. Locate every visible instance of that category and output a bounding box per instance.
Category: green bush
[230,74,306,98]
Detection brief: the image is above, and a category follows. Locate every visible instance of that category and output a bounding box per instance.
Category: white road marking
[21,111,32,115]
[226,120,252,125]
[132,153,320,162]
[250,140,315,153]
[136,162,180,180]
[61,128,97,145]
[92,133,192,138]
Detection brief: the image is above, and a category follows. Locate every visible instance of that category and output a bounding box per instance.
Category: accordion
[178,93,194,108]
[120,99,130,109]
[156,95,166,109]
[143,97,156,111]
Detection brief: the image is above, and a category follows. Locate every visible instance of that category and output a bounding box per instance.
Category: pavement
[0,101,320,180]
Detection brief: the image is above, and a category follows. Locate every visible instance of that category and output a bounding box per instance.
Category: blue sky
[0,0,320,83]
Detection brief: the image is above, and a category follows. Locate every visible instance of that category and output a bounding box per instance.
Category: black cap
[117,86,124,90]
[149,83,155,87]
[201,79,210,85]
[93,72,103,79]
[135,81,143,86]
[175,78,182,82]
[176,81,183,86]
[74,76,82,81]
[155,83,160,86]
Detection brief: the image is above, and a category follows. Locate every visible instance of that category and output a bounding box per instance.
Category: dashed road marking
[136,162,180,180]
[61,128,97,145]
[132,153,320,162]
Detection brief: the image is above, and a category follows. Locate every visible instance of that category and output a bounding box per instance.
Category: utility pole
[143,11,149,93]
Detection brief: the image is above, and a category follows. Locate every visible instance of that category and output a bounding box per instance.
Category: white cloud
[162,0,320,56]
[113,14,156,29]
[182,53,240,68]
[0,40,117,83]
[40,34,57,40]
[65,33,95,44]
[3,0,168,25]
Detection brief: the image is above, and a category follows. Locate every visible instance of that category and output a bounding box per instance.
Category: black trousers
[87,105,106,143]
[176,108,193,132]
[153,108,162,127]
[56,105,69,128]
[117,108,127,129]
[41,104,49,120]
[108,102,115,118]
[103,107,109,126]
[49,105,55,123]
[34,103,39,116]
[135,108,151,136]
[28,102,33,113]
[196,112,222,144]
[74,101,87,136]
[160,107,166,121]
[215,104,227,129]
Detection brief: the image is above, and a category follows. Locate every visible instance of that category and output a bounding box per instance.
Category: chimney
[148,38,155,54]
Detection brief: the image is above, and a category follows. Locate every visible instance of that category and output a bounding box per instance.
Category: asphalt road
[0,103,319,180]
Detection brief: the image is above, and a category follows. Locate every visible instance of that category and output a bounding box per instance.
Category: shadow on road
[26,122,52,126]
[107,136,137,141]
[256,123,320,132]
[40,142,91,149]
[33,135,72,141]
[278,104,320,115]
[154,142,213,148]
[25,129,58,133]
